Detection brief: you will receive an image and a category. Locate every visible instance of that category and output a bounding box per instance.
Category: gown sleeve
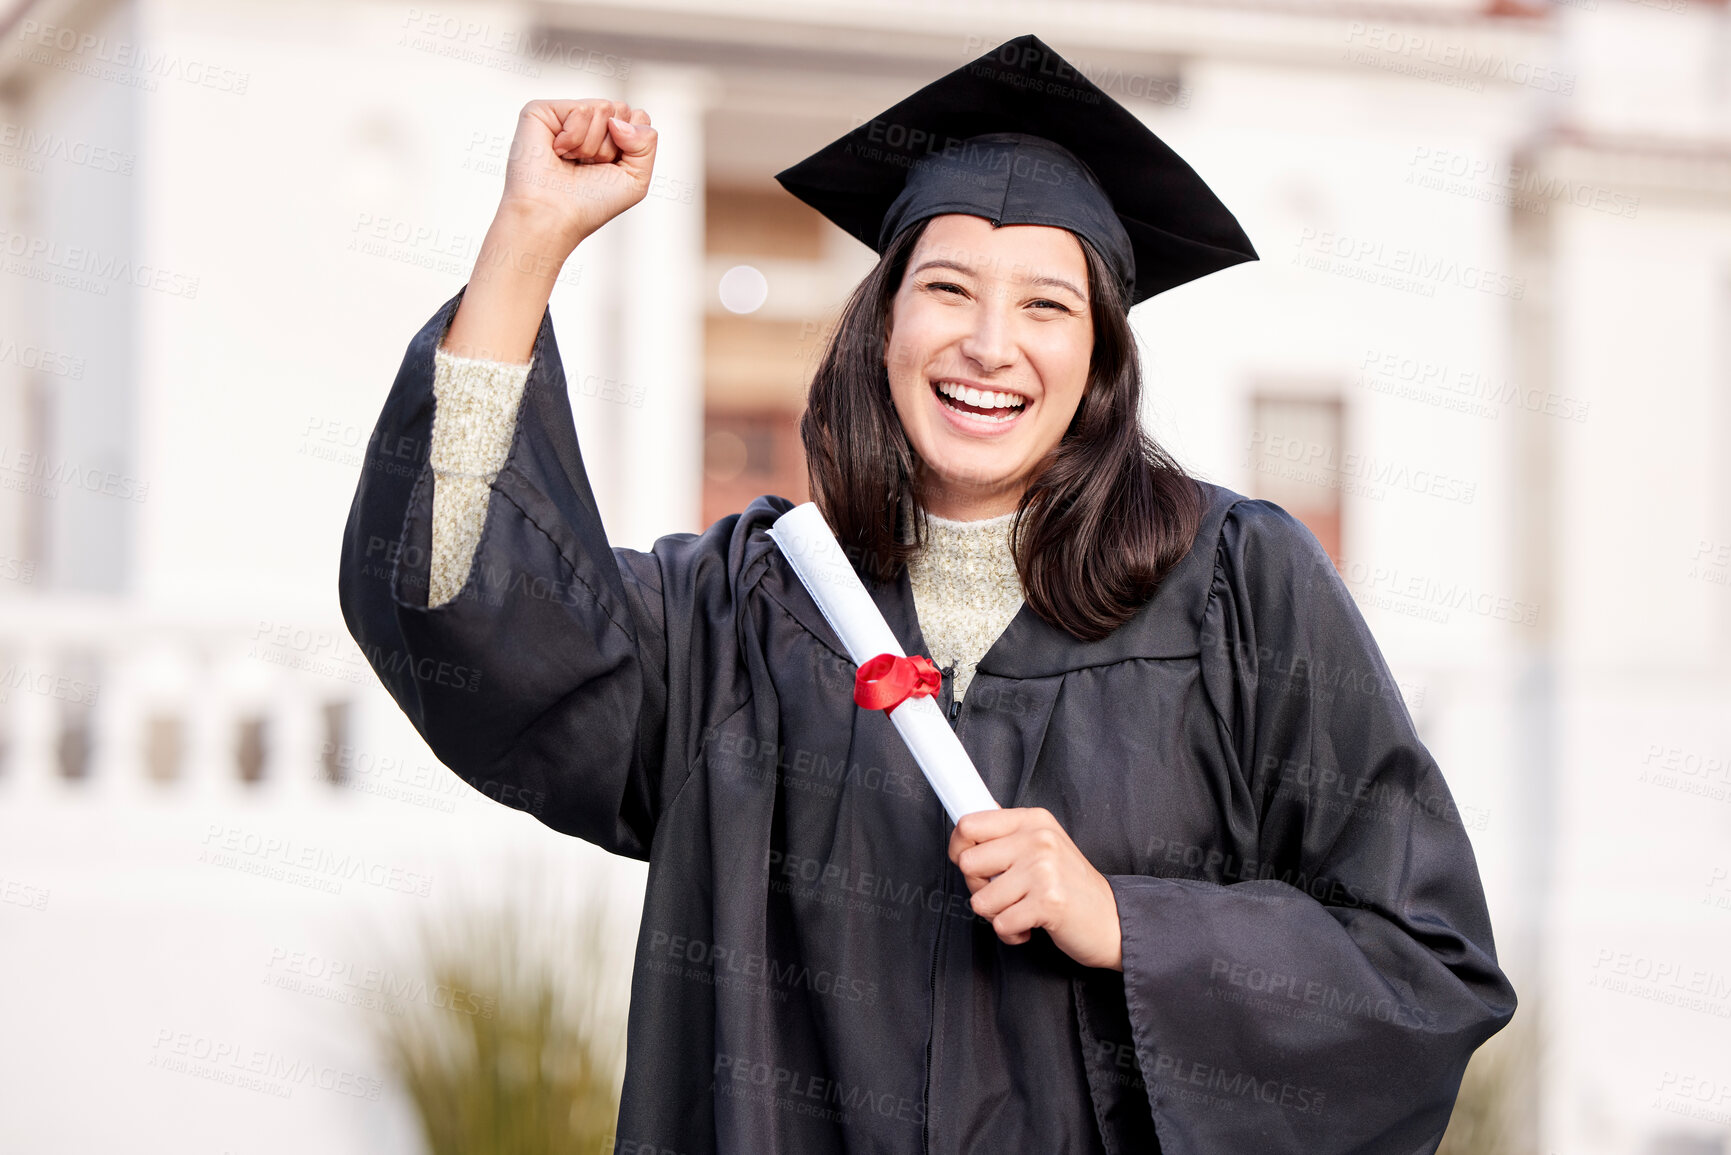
[337,288,745,859]
[1103,497,1517,1153]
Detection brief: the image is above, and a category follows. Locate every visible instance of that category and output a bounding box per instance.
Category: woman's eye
[926,281,966,296]
[1031,299,1070,313]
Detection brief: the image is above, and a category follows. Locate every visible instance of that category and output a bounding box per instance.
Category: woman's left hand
[948,807,1123,971]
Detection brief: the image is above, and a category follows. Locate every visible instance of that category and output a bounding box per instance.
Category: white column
[3,638,59,801]
[0,91,32,576]
[548,74,628,538]
[92,640,146,807]
[616,65,713,550]
[554,186,626,533]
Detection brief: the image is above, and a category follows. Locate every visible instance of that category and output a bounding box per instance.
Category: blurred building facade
[0,0,1728,1152]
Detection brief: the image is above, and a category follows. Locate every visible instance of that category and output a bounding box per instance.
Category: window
[1248,395,1345,561]
[700,182,825,527]
[702,410,807,528]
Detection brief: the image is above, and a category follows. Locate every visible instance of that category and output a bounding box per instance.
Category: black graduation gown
[338,288,1517,1155]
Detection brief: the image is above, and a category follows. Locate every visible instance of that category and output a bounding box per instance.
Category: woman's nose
[957,298,1017,373]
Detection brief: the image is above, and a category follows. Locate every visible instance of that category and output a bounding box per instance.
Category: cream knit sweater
[427,346,1023,701]
[903,508,1023,701]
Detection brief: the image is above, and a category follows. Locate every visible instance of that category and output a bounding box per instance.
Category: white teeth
[935,380,1026,412]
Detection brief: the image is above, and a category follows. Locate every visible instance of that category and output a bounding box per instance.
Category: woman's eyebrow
[911,258,980,280]
[912,258,1086,301]
[1024,273,1086,301]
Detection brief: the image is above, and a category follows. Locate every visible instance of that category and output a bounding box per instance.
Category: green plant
[1439,1000,1541,1155]
[370,878,630,1155]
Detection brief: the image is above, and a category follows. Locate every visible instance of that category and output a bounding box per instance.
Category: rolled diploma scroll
[768,502,1001,823]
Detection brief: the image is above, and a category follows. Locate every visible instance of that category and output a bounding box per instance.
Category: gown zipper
[923,664,960,1154]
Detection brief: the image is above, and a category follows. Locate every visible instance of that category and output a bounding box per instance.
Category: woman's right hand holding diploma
[443,99,658,362]
[949,807,1125,972]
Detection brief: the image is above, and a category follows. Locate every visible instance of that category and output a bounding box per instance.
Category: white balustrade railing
[0,597,370,806]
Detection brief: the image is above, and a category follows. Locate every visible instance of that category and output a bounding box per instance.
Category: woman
[340,36,1515,1155]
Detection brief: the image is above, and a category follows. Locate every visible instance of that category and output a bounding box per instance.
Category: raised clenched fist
[497,99,657,256]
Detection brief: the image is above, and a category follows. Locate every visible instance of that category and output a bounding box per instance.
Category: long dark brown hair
[799,216,1203,642]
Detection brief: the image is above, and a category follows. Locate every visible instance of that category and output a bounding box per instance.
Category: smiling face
[884,213,1096,520]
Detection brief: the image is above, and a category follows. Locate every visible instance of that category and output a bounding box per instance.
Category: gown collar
[742,482,1241,679]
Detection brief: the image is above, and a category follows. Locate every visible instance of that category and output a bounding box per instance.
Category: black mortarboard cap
[774,34,1258,308]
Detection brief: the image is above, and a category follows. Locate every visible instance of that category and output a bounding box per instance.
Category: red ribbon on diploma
[853,653,942,713]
